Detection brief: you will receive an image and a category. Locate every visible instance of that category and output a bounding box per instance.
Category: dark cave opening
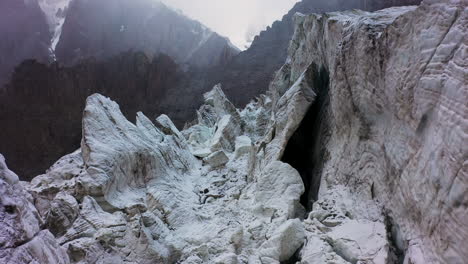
[281,247,303,264]
[384,212,407,264]
[282,64,330,211]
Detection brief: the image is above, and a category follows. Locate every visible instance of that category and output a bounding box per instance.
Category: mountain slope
[0,0,51,86]
[55,0,239,68]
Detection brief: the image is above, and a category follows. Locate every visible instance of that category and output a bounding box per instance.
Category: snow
[38,0,71,52]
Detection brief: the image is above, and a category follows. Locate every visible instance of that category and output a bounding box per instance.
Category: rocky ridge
[55,0,239,68]
[1,0,467,263]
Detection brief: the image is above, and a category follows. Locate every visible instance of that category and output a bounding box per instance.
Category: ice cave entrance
[282,64,330,211]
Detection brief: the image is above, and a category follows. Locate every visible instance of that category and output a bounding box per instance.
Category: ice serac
[25,91,306,263]
[80,94,196,209]
[0,0,426,183]
[263,0,466,262]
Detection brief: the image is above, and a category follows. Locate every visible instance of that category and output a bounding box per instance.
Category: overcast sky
[160,0,300,50]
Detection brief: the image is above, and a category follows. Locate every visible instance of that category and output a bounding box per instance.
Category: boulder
[203,150,229,168]
[255,161,304,219]
[234,136,253,159]
[209,114,242,152]
[259,219,305,262]
[0,154,19,185]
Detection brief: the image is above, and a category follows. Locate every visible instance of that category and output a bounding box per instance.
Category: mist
[160,0,300,49]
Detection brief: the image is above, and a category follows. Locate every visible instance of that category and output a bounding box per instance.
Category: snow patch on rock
[38,0,70,53]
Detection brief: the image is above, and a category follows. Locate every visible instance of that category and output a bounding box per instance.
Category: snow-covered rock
[204,150,229,168]
[0,154,19,185]
[258,219,305,262]
[254,161,304,219]
[234,136,253,159]
[0,155,69,264]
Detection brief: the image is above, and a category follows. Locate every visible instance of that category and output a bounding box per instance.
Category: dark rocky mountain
[0,52,183,180]
[55,0,239,68]
[0,0,51,86]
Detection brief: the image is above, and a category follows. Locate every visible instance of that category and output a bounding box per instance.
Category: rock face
[1,0,467,263]
[0,0,51,86]
[55,0,239,68]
